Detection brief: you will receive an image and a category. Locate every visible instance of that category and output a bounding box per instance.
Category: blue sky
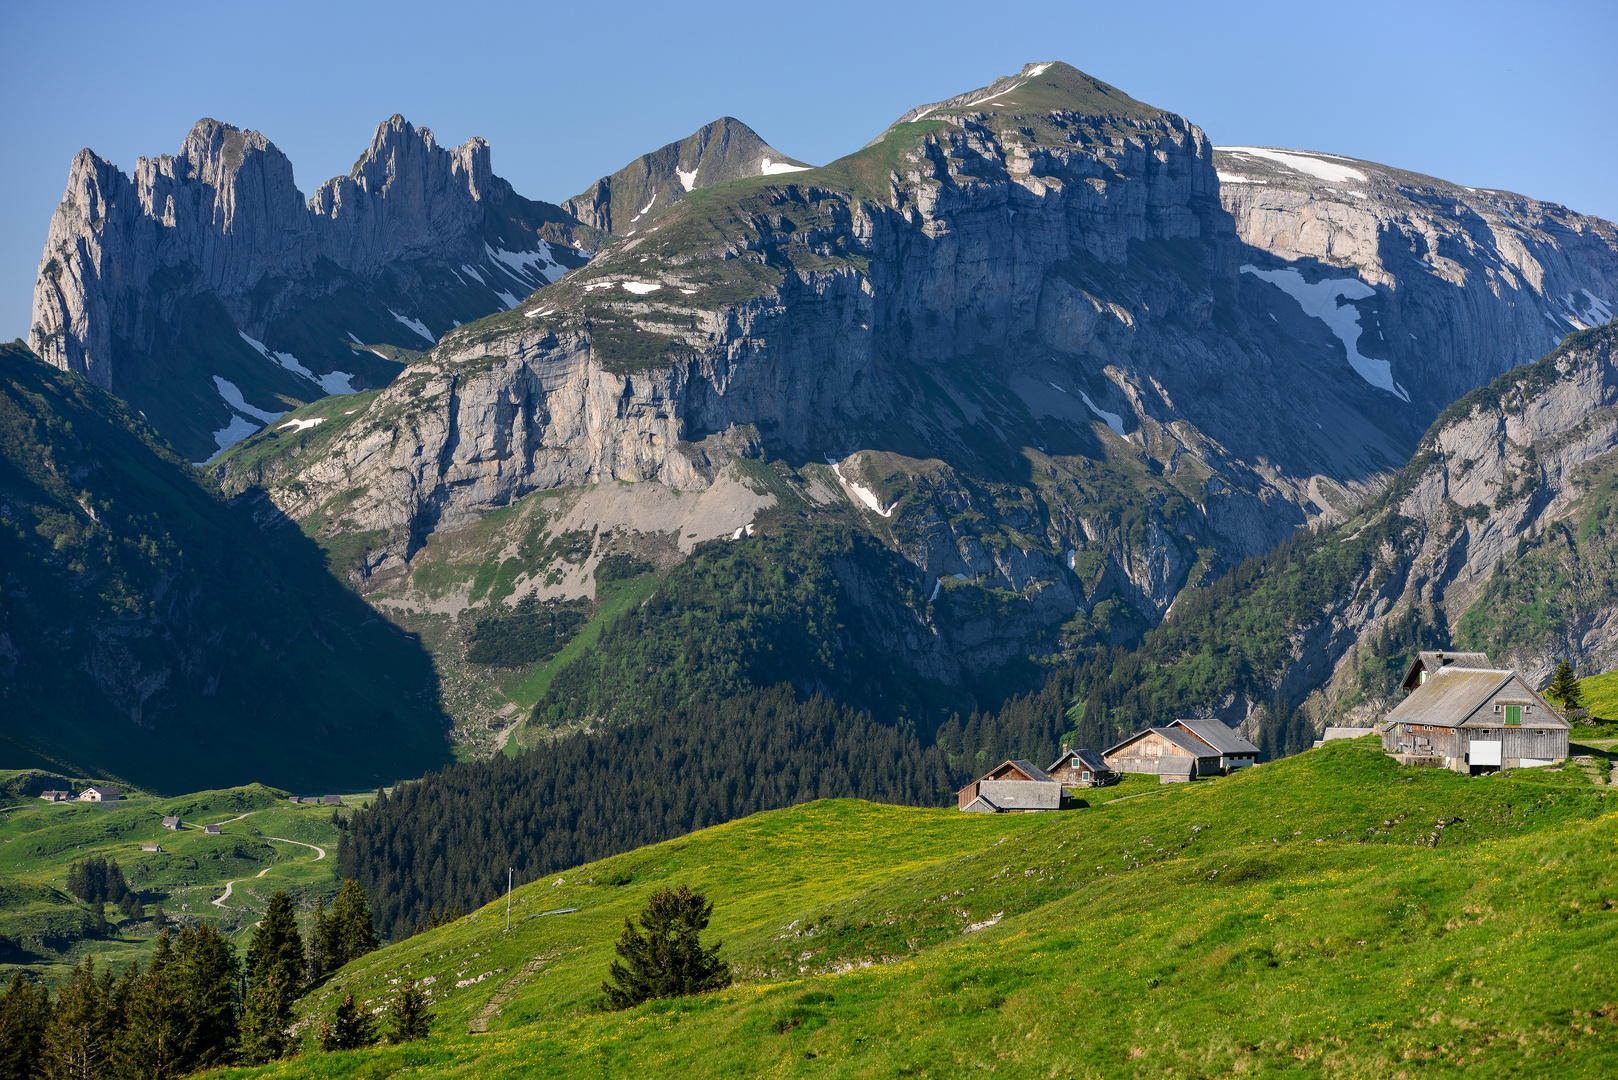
[3,0,1613,342]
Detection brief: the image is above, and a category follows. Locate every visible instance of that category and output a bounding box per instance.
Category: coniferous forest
[340,675,1091,942]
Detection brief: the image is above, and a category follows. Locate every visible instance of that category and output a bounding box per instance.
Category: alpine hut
[1380,651,1569,772]
[957,760,1067,812]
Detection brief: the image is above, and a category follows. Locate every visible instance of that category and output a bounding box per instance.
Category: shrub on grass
[602,885,730,1009]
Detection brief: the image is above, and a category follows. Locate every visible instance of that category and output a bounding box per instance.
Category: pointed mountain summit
[29,115,599,462]
[564,117,810,235]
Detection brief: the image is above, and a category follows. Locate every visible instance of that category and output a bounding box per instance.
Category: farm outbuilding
[1381,652,1569,773]
[161,816,181,830]
[1044,747,1117,788]
[78,786,121,801]
[957,760,1067,812]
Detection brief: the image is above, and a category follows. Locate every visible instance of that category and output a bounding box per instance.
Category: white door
[1471,741,1502,766]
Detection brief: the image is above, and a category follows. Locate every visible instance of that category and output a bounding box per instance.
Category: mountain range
[8,61,1618,789]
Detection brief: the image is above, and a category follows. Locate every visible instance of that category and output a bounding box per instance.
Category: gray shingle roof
[1401,650,1494,690]
[1003,759,1054,783]
[1171,719,1260,756]
[1383,666,1561,728]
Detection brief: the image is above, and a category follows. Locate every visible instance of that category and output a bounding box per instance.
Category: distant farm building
[1044,747,1117,788]
[203,824,222,835]
[38,791,69,802]
[957,760,1067,812]
[1105,720,1260,781]
[322,795,341,805]
[141,843,162,853]
[161,816,181,830]
[1380,652,1569,773]
[78,786,121,801]
[301,797,321,805]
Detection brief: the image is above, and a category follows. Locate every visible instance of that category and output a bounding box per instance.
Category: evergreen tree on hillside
[41,955,119,1079]
[316,991,376,1052]
[385,978,433,1044]
[1546,661,1584,713]
[245,892,304,990]
[0,973,50,1080]
[602,885,730,1009]
[237,973,292,1065]
[173,923,240,1070]
[333,879,379,967]
[309,895,335,982]
[113,954,186,1080]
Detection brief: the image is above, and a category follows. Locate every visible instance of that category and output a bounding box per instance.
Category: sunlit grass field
[211,738,1618,1078]
[0,779,349,984]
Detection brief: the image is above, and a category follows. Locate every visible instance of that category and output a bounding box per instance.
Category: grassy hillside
[0,781,351,987]
[0,341,453,793]
[217,738,1617,1077]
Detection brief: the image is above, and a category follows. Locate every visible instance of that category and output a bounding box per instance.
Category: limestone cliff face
[1215,145,1618,415]
[213,63,1618,685]
[29,116,595,461]
[1214,326,1618,730]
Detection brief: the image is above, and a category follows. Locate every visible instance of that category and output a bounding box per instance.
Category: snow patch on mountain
[1219,147,1367,185]
[761,158,810,175]
[1242,265,1408,401]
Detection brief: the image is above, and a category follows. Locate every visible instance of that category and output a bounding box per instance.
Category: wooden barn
[78,786,121,802]
[1169,719,1260,773]
[1380,652,1569,773]
[1104,727,1210,778]
[957,760,1066,812]
[1044,747,1118,788]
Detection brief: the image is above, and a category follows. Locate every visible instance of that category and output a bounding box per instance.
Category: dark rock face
[29,115,596,461]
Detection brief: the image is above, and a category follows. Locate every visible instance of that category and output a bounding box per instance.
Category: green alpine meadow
[4,26,1618,1080]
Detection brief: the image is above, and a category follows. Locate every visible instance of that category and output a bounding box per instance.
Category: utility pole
[506,867,514,931]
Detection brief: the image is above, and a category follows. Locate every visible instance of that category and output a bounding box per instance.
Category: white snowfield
[761,158,811,175]
[1216,171,1266,185]
[676,166,699,192]
[237,331,354,395]
[278,417,325,433]
[389,309,436,343]
[1218,147,1368,185]
[1077,390,1127,438]
[622,282,660,295]
[1241,264,1409,401]
[826,456,895,517]
[487,242,567,285]
[212,376,281,424]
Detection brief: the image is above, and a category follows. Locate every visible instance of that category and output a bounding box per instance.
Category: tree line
[341,675,1085,943]
[0,881,410,1078]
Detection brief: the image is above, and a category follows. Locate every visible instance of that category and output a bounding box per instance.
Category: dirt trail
[209,835,326,908]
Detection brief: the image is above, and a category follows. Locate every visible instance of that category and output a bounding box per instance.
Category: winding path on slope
[208,831,328,909]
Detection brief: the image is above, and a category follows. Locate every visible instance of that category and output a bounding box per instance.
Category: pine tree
[237,972,292,1064]
[114,956,186,1080]
[317,991,376,1052]
[0,973,49,1080]
[245,892,304,990]
[1546,661,1584,713]
[385,978,432,1044]
[602,885,730,1010]
[174,923,240,1070]
[309,895,335,983]
[41,955,118,1079]
[333,880,379,969]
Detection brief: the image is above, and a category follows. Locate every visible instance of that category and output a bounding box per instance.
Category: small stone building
[203,823,222,835]
[161,816,181,830]
[957,760,1066,812]
[1380,651,1569,773]
[322,795,342,805]
[78,786,121,802]
[141,843,162,853]
[1044,747,1117,788]
[38,790,69,802]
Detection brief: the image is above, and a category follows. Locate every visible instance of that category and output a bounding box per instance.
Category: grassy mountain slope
[220,738,1618,1078]
[0,779,347,987]
[0,342,452,793]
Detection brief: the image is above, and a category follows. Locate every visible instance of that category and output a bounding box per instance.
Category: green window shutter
[1505,705,1522,726]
